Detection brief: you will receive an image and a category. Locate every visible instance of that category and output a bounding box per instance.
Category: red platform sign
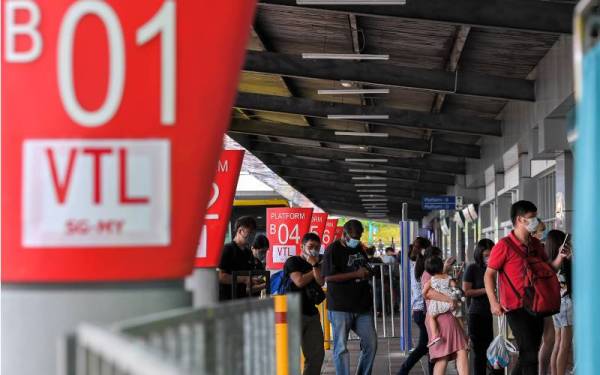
[266,207,313,270]
[1,0,256,281]
[194,150,244,268]
[309,212,328,240]
[320,218,338,253]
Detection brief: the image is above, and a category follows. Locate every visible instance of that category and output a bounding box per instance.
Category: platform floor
[320,319,459,375]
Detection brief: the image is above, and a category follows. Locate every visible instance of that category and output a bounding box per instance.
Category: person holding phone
[546,230,573,375]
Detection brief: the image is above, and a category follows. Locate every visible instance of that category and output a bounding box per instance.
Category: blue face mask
[346,238,360,248]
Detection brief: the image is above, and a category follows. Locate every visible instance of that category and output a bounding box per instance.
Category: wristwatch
[311,263,320,269]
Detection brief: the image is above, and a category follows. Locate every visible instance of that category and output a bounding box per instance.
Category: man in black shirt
[218,216,263,301]
[284,232,325,375]
[322,219,377,375]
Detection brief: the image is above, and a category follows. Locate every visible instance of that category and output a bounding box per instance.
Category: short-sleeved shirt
[463,263,490,315]
[284,256,320,316]
[487,231,548,311]
[218,241,255,301]
[322,240,372,313]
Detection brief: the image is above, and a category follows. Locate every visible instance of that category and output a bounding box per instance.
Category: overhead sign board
[422,196,457,211]
[2,0,257,281]
[195,150,244,268]
[266,207,313,270]
[320,217,338,253]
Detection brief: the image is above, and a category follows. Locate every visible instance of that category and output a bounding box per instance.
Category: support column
[185,269,220,307]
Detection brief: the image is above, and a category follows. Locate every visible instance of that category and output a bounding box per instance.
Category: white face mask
[525,216,540,233]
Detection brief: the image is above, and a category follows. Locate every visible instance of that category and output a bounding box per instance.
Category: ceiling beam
[230,118,480,158]
[236,92,501,137]
[432,25,471,114]
[258,0,573,35]
[229,133,466,175]
[244,51,535,102]
[258,153,455,185]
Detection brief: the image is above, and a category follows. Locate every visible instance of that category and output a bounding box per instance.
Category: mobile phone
[560,234,570,253]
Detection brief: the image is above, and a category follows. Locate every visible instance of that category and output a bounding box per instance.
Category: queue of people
[217,200,573,375]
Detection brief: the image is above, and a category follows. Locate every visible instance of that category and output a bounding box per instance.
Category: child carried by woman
[423,256,463,347]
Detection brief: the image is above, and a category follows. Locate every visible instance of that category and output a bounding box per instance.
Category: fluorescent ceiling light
[362,198,388,202]
[367,211,389,214]
[359,194,385,198]
[318,89,390,95]
[335,131,389,137]
[354,183,387,187]
[339,145,367,150]
[356,189,386,193]
[349,169,387,174]
[352,176,387,180]
[302,53,389,60]
[345,158,388,163]
[328,115,389,120]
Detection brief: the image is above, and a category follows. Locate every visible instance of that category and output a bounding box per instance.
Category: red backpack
[501,238,561,317]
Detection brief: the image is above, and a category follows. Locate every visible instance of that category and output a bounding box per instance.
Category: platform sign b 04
[195,150,244,268]
[1,0,257,281]
[266,207,313,270]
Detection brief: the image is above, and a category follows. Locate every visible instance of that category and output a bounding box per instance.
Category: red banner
[320,218,338,253]
[194,150,244,268]
[1,0,256,281]
[309,212,328,240]
[266,207,313,270]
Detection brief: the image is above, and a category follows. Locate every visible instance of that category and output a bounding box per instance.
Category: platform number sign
[266,208,313,270]
[320,218,338,254]
[2,0,257,281]
[195,150,244,268]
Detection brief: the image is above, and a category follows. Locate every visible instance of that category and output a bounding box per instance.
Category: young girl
[423,256,458,347]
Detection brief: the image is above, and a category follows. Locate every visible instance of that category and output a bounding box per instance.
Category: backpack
[270,270,292,295]
[501,238,560,317]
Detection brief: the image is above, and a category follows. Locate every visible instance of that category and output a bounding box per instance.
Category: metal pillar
[574,5,600,373]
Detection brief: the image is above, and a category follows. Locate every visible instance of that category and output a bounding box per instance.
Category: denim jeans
[328,310,378,375]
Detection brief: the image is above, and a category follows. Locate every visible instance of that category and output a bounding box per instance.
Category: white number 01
[57,1,176,127]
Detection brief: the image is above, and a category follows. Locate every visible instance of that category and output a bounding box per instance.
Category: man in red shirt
[484,200,570,375]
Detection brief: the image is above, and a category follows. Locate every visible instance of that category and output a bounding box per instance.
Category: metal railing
[64,295,301,375]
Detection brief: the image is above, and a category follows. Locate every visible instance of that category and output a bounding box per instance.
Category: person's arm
[462,281,487,297]
[550,244,571,271]
[443,256,456,274]
[324,268,368,283]
[217,270,250,285]
[290,270,315,288]
[312,265,325,286]
[484,267,505,316]
[422,279,454,304]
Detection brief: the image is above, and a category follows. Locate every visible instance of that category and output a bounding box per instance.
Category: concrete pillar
[555,151,574,232]
[2,281,191,375]
[185,268,220,307]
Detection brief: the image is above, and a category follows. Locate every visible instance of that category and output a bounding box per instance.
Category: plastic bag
[486,315,518,369]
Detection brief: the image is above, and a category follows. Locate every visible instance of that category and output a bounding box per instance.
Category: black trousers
[468,312,503,375]
[506,309,544,375]
[397,310,435,375]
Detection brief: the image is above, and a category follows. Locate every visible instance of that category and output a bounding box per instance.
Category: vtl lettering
[46,147,149,205]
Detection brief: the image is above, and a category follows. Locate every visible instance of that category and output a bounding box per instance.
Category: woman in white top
[398,237,434,375]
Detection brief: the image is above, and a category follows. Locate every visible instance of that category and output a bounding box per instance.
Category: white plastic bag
[486,315,518,369]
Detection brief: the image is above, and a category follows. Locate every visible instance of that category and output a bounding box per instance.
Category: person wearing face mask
[284,232,325,375]
[322,219,377,375]
[398,237,435,375]
[217,216,260,301]
[463,239,501,375]
[251,234,270,270]
[484,201,569,375]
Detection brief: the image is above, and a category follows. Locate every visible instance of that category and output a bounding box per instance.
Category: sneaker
[427,336,441,347]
